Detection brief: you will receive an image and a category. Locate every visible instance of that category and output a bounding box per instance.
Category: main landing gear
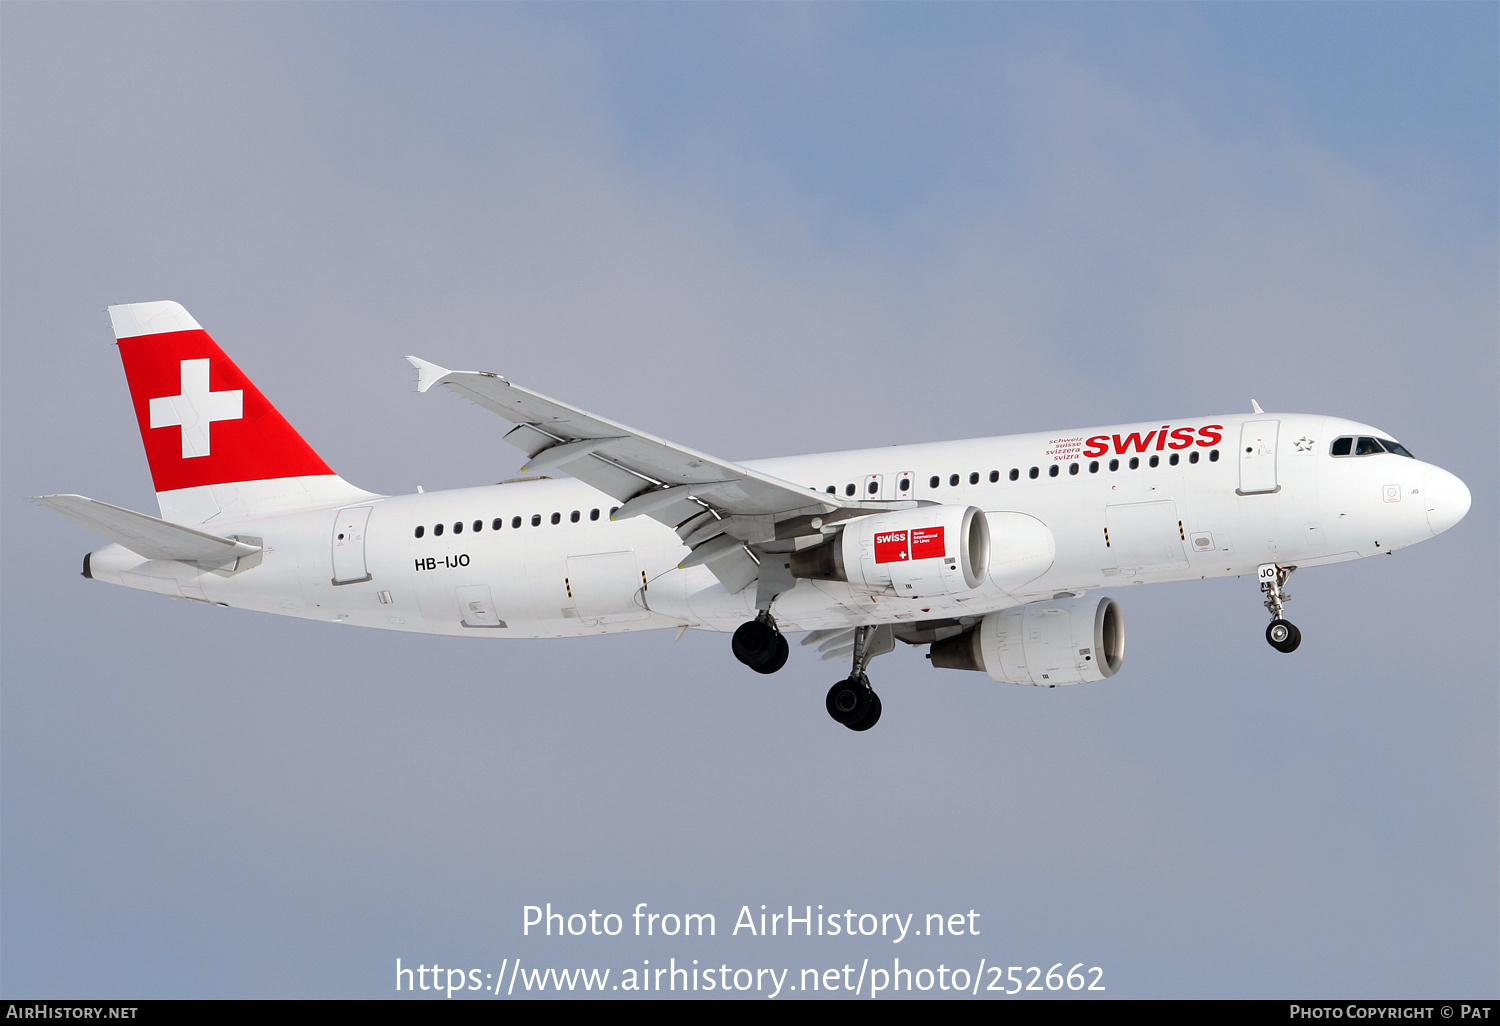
[1259,562,1301,654]
[826,675,881,732]
[731,613,788,674]
[824,625,893,732]
[732,616,893,731]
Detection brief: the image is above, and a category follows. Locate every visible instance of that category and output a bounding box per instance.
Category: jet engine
[789,505,990,598]
[928,595,1124,686]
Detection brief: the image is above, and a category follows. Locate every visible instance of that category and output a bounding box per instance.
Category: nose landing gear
[1259,563,1301,653]
[731,613,789,674]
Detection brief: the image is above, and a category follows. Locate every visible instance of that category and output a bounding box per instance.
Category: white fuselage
[83,413,1467,639]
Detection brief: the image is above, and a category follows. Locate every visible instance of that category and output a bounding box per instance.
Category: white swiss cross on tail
[148,359,243,458]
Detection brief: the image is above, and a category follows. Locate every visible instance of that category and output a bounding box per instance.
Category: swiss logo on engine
[910,526,945,559]
[874,531,909,564]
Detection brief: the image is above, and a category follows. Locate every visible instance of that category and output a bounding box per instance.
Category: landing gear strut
[1259,563,1301,653]
[732,613,788,674]
[825,625,892,731]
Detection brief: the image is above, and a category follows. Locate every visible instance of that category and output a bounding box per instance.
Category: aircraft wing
[407,357,907,594]
[31,494,262,567]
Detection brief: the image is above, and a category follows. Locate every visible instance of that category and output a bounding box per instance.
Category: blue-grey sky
[3,3,1495,998]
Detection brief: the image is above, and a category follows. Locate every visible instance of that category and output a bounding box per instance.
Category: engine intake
[929,595,1124,685]
[790,505,990,599]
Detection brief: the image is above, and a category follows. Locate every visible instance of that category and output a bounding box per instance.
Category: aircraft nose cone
[1423,467,1471,536]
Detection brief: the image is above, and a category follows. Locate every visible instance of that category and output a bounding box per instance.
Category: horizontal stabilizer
[31,494,261,565]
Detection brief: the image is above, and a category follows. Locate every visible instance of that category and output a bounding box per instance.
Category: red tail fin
[110,302,370,524]
[112,301,333,492]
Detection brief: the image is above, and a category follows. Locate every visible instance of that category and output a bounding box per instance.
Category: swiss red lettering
[1070,423,1225,459]
[1112,431,1156,454]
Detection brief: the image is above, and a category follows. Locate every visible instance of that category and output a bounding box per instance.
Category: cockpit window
[1332,435,1413,458]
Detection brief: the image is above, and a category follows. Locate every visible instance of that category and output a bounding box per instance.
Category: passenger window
[1128,457,1139,470]
[1209,449,1220,462]
[414,525,425,538]
[827,486,837,494]
[1089,461,1099,473]
[590,509,600,521]
[1169,453,1179,466]
[1148,455,1159,468]
[929,476,940,489]
[610,507,620,517]
[899,478,910,491]
[1009,468,1019,481]
[1355,437,1383,455]
[949,474,960,487]
[512,516,522,529]
[1048,464,1059,477]
[492,518,502,531]
[1109,459,1120,472]
[531,514,541,527]
[1189,451,1200,464]
[550,512,561,525]
[1331,437,1353,456]
[473,520,482,532]
[969,472,979,485]
[1068,463,1079,476]
[989,471,999,483]
[434,523,444,536]
[1028,467,1039,479]
[867,481,879,494]
[453,522,463,534]
[570,510,580,523]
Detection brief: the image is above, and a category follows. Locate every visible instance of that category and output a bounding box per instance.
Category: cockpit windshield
[1331,435,1414,459]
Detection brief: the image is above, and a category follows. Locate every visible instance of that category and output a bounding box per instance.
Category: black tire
[846,691,882,731]
[826,677,872,725]
[751,633,790,675]
[732,620,780,669]
[1266,618,1302,653]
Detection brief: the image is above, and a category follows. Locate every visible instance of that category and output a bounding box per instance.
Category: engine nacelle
[928,595,1124,686]
[789,505,990,598]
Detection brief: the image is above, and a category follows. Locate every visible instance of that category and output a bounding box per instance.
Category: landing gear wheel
[845,691,882,732]
[826,677,873,726]
[755,633,789,675]
[1266,618,1302,653]
[732,619,787,673]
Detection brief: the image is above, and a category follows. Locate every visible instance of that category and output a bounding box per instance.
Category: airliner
[34,302,1471,731]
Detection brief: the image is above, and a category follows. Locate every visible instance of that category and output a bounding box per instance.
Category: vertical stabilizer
[110,301,375,524]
